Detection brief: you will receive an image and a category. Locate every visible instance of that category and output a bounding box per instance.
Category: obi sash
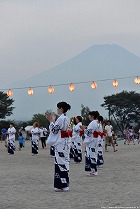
[93,131,106,138]
[79,130,84,137]
[61,130,72,138]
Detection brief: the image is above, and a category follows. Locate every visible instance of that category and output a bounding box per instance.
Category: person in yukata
[46,101,71,192]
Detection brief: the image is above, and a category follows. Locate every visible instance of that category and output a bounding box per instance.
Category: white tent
[25,126,33,132]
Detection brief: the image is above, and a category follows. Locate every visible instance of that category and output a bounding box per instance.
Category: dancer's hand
[46,113,56,122]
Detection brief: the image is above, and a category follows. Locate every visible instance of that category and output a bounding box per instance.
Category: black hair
[89,111,99,119]
[98,115,103,123]
[76,116,83,122]
[19,133,22,136]
[57,101,71,113]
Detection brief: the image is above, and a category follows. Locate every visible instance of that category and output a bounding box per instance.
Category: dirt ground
[0,140,140,209]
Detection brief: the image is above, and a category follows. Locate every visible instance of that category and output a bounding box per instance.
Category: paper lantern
[91,81,97,89]
[48,85,54,94]
[28,88,34,95]
[69,83,75,91]
[134,76,140,84]
[7,89,13,97]
[112,79,118,87]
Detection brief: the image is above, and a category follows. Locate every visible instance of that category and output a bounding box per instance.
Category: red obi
[93,131,98,138]
[61,130,72,138]
[79,130,84,137]
[93,131,106,138]
[98,132,104,138]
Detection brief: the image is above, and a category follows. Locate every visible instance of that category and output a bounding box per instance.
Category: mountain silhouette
[7,44,140,120]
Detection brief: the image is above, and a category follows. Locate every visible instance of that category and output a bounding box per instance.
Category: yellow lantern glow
[112,79,118,87]
[28,88,34,95]
[91,81,97,89]
[69,83,75,91]
[134,76,140,84]
[7,89,13,97]
[48,85,54,94]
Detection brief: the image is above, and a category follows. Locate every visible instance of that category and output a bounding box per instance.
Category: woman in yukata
[46,101,71,192]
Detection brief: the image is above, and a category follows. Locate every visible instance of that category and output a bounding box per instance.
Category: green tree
[80,104,90,126]
[0,120,12,130]
[0,91,15,119]
[101,91,140,131]
[30,110,58,128]
[31,113,49,128]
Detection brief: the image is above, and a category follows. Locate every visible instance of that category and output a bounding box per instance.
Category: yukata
[31,127,39,155]
[47,113,71,190]
[97,123,104,166]
[50,145,55,157]
[7,127,16,154]
[69,125,75,159]
[84,120,98,173]
[72,122,83,163]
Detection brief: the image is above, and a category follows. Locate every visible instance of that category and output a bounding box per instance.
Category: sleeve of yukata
[49,117,64,135]
[85,121,97,139]
[31,128,39,135]
[13,127,16,134]
[74,123,82,132]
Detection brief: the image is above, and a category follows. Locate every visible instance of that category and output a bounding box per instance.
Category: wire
[0,75,140,91]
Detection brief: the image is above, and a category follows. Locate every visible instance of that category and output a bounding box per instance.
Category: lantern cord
[0,75,140,91]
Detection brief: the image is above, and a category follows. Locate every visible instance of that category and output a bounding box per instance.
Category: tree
[30,110,58,128]
[80,104,90,126]
[0,91,15,119]
[101,91,140,131]
[31,113,49,128]
[0,120,12,131]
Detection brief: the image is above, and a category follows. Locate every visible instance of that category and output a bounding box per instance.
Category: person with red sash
[46,101,71,192]
[84,111,99,176]
[72,116,84,163]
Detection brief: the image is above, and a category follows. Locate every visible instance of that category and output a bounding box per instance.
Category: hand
[46,113,56,122]
[81,125,87,130]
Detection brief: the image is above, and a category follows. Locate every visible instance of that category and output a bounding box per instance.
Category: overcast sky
[0,0,140,88]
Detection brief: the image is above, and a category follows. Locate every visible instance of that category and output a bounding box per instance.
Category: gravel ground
[0,140,140,209]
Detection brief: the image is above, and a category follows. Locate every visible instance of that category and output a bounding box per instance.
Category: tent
[25,126,33,132]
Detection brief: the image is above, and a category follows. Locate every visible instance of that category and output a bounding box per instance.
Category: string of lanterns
[3,76,140,97]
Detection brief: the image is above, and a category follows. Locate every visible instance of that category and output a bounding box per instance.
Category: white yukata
[31,127,39,155]
[84,120,98,173]
[7,127,16,154]
[47,113,71,190]
[70,125,75,159]
[72,122,83,163]
[97,123,104,166]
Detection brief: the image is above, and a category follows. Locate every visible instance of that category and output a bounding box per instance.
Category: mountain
[6,44,140,120]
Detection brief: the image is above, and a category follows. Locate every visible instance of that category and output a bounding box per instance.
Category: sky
[0,0,140,88]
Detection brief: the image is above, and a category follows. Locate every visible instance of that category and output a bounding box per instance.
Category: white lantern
[28,88,34,95]
[48,85,54,94]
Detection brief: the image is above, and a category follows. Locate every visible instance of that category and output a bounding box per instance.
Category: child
[112,134,118,146]
[18,133,24,151]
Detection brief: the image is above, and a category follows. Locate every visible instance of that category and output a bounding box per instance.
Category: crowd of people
[1,101,140,192]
